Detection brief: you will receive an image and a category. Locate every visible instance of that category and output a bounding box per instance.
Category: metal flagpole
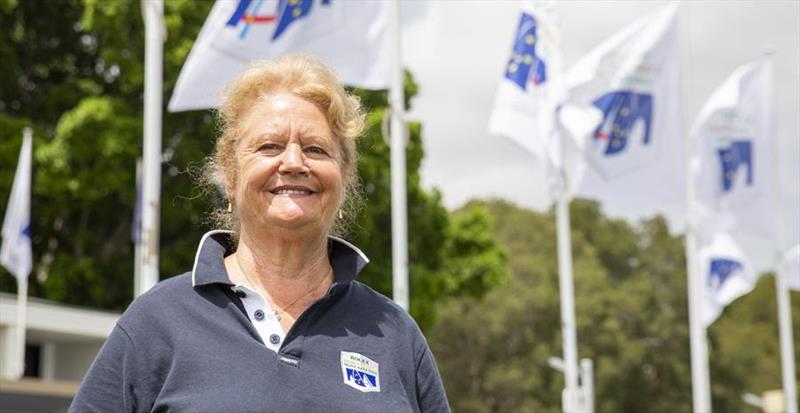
[553,115,581,412]
[13,128,32,378]
[133,158,143,297]
[14,277,27,378]
[685,101,712,413]
[11,127,33,379]
[775,254,798,413]
[684,218,712,413]
[555,194,580,412]
[766,53,798,413]
[580,358,594,413]
[139,0,165,296]
[388,0,409,311]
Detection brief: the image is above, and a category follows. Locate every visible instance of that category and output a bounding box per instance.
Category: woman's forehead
[238,96,332,140]
[248,92,326,120]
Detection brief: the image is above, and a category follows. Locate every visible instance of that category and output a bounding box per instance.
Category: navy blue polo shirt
[70,231,450,412]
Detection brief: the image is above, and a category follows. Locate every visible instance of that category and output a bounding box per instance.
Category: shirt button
[254,309,265,321]
[269,334,280,345]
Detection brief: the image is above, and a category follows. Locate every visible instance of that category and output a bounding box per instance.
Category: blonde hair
[205,54,365,235]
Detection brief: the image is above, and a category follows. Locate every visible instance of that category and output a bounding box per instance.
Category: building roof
[0,293,120,341]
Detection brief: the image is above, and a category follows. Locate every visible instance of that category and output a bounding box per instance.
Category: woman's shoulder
[347,280,403,310]
[130,271,194,304]
[346,281,424,334]
[116,272,194,331]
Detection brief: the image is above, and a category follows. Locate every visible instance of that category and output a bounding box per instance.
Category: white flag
[779,244,800,291]
[698,232,758,327]
[691,58,774,240]
[1,128,33,282]
[169,0,389,112]
[488,1,565,164]
[562,4,682,212]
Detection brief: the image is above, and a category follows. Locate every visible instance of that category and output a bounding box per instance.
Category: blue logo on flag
[708,258,742,292]
[592,91,653,156]
[504,12,546,91]
[717,139,752,193]
[345,368,377,390]
[226,0,331,40]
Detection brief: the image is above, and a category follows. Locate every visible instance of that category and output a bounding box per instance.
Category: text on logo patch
[341,351,380,392]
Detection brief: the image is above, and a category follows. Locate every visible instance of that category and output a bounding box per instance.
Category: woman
[70,55,450,412]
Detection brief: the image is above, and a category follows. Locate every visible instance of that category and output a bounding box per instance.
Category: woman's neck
[229,228,333,304]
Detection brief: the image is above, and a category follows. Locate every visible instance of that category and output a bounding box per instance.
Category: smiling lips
[270,185,315,196]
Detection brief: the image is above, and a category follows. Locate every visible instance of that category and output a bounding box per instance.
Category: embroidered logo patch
[341,351,380,392]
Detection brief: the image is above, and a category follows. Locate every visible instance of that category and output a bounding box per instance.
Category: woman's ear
[223,171,237,202]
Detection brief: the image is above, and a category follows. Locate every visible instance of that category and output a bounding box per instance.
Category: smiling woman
[69,55,451,413]
[233,93,344,237]
[211,55,364,238]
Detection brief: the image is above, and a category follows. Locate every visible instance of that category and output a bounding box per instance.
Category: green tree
[0,0,506,331]
[709,275,800,412]
[432,199,796,412]
[1,0,217,309]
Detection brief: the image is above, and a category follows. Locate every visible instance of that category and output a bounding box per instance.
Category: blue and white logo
[587,90,657,178]
[225,0,332,41]
[213,0,340,61]
[504,12,547,91]
[341,351,380,393]
[707,258,742,293]
[716,139,753,193]
[592,90,653,156]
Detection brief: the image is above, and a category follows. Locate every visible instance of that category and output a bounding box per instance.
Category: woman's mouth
[270,185,314,196]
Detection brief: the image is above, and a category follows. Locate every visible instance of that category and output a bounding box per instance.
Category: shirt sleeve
[69,324,140,413]
[415,342,451,413]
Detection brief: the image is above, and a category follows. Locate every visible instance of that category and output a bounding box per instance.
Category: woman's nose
[278,144,309,175]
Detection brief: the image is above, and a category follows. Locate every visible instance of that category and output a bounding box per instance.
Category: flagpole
[388,0,409,311]
[685,102,712,412]
[12,129,33,380]
[139,0,165,296]
[133,158,143,297]
[775,254,798,413]
[13,275,28,379]
[555,195,580,412]
[0,126,34,380]
[554,117,580,413]
[685,221,712,413]
[766,54,798,413]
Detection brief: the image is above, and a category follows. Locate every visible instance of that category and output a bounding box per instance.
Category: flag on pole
[691,58,774,240]
[698,232,758,327]
[1,128,33,282]
[779,244,800,291]
[561,4,682,212]
[169,0,390,112]
[488,1,565,164]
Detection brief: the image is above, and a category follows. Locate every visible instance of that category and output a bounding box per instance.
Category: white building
[0,292,119,412]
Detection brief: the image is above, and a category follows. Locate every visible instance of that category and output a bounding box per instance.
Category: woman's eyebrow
[302,134,334,143]
[247,131,286,144]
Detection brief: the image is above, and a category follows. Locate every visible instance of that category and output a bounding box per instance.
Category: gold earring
[338,210,343,220]
[226,201,233,214]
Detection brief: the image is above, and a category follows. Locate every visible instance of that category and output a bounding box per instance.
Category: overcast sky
[398,1,799,269]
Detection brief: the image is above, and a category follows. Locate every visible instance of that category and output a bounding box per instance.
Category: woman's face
[232,92,343,236]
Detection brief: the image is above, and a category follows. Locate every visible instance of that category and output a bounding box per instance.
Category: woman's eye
[305,146,328,156]
[258,143,282,153]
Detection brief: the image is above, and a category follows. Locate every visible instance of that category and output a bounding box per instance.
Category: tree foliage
[432,199,799,412]
[6,2,794,409]
[0,0,507,332]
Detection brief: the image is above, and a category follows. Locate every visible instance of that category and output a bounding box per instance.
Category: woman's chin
[265,211,320,231]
